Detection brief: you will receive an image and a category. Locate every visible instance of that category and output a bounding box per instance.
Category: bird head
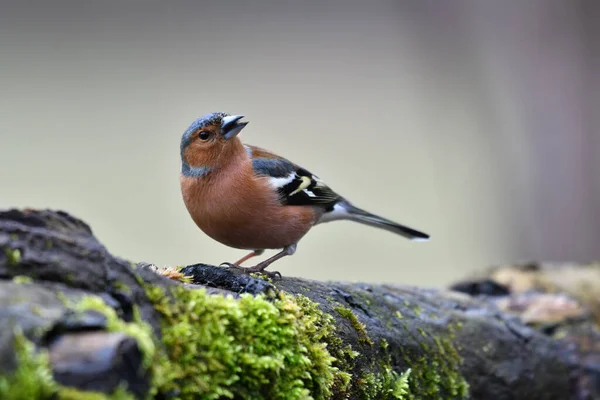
[180,112,248,177]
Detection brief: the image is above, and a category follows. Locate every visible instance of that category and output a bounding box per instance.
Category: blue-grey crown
[180,112,230,154]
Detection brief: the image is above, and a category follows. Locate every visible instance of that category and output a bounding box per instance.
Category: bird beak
[221,115,248,140]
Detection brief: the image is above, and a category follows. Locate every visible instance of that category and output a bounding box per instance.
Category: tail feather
[322,200,430,241]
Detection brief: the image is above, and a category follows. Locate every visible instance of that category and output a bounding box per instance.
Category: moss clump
[393,313,468,399]
[249,272,273,283]
[412,305,422,317]
[357,368,412,400]
[146,285,352,400]
[4,248,21,266]
[0,329,57,400]
[145,284,415,399]
[351,338,412,400]
[293,294,354,397]
[58,385,135,400]
[393,368,412,398]
[334,305,374,346]
[380,338,389,350]
[405,336,469,399]
[111,280,132,295]
[12,275,33,284]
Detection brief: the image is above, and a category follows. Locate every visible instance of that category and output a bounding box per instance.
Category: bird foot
[220,262,282,280]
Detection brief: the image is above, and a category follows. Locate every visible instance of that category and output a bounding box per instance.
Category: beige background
[1,1,598,287]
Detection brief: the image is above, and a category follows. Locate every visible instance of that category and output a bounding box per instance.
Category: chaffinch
[180,112,429,278]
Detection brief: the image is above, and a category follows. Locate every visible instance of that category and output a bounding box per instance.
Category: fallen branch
[0,209,591,399]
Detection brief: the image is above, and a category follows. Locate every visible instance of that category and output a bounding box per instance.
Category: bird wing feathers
[246,145,340,209]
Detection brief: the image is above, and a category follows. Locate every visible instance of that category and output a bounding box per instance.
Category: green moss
[145,285,353,399]
[0,329,57,400]
[143,283,410,399]
[30,305,44,316]
[12,275,33,284]
[111,280,132,295]
[249,272,273,283]
[352,336,414,400]
[448,321,463,335]
[64,273,76,284]
[393,311,468,399]
[393,368,412,398]
[380,338,389,350]
[58,385,135,400]
[412,305,422,317]
[357,368,411,400]
[405,336,469,399]
[55,291,69,306]
[334,305,374,346]
[4,248,21,266]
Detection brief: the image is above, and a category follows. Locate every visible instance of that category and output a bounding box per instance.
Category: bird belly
[202,207,314,250]
[181,175,318,250]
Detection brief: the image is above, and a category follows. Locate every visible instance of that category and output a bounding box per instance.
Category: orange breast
[180,160,319,250]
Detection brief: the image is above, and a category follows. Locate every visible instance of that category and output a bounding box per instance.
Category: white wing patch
[263,165,340,206]
[268,172,325,198]
[267,172,296,190]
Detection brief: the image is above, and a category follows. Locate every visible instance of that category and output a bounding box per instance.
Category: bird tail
[329,200,430,241]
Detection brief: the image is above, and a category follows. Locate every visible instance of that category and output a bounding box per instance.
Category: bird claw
[219,262,281,280]
[259,269,282,280]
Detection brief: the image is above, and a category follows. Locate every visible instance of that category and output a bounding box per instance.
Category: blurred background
[1,0,598,287]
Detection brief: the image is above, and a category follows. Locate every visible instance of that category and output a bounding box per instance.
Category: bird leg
[232,249,265,266]
[224,244,297,279]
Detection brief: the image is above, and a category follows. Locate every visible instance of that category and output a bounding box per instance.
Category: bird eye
[198,131,211,141]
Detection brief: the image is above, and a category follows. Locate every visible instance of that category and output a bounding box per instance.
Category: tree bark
[0,209,595,399]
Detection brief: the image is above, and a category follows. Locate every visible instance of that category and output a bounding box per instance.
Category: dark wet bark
[0,209,595,399]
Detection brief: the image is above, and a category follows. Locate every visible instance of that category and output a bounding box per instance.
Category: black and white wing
[247,145,340,210]
[246,145,430,240]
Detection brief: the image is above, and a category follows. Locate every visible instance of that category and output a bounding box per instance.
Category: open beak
[221,115,248,140]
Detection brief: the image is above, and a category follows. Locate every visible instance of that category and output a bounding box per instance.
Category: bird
[179,112,429,278]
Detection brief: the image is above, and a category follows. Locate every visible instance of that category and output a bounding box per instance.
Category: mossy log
[0,209,593,399]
